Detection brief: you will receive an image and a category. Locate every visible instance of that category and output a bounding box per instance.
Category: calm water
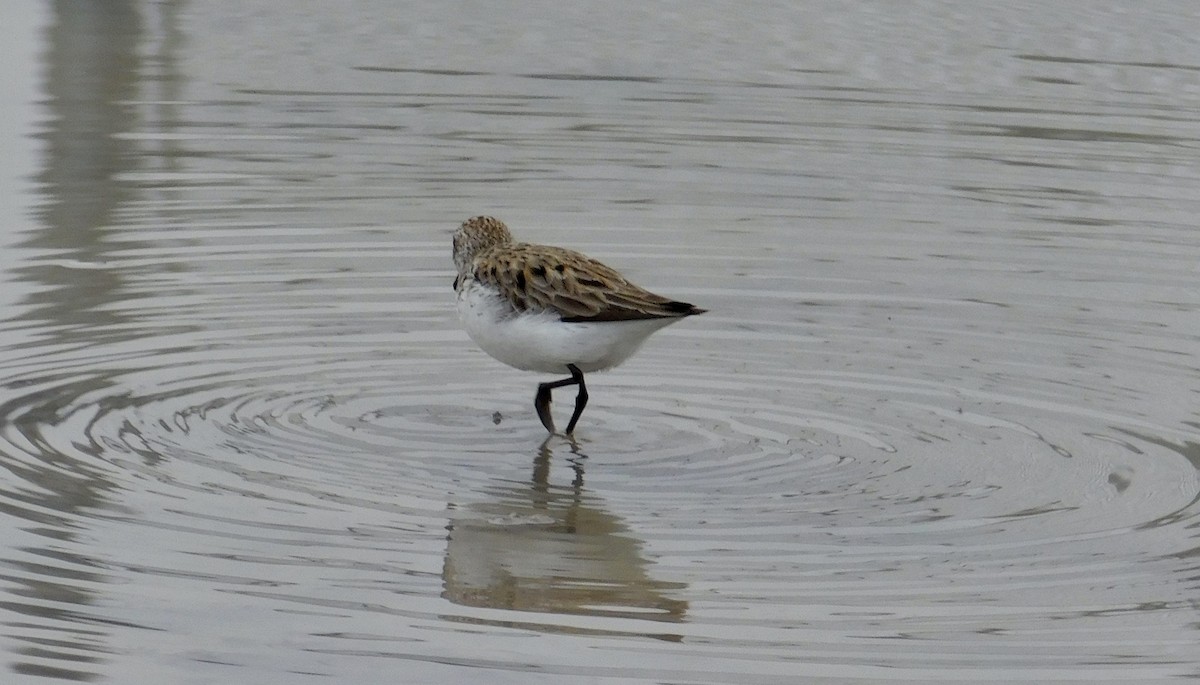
[2,2,1200,683]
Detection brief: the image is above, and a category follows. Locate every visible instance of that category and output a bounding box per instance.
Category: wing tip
[666,301,706,316]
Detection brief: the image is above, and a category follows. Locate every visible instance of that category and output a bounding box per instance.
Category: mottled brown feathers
[453,216,706,323]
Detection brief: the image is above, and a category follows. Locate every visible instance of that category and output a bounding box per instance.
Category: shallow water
[2,2,1200,682]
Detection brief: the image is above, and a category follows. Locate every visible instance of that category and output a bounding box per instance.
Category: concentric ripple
[3,212,1199,681]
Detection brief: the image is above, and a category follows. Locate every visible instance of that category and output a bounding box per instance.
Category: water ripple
[6,4,1200,680]
[3,205,1200,679]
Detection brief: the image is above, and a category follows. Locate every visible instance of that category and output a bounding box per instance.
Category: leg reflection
[533,435,587,492]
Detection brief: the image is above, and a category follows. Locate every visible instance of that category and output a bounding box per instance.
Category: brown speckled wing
[472,243,704,322]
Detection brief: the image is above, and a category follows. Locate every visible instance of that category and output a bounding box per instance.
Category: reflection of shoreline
[442,441,688,628]
[0,2,152,681]
[25,2,142,336]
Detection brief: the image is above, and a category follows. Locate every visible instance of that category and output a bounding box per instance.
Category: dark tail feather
[665,301,706,316]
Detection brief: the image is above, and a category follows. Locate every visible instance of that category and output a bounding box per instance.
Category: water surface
[2,2,1199,682]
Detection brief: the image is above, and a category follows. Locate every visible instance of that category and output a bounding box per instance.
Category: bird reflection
[442,439,687,628]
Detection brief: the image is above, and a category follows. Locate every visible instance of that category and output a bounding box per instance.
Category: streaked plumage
[452,216,705,434]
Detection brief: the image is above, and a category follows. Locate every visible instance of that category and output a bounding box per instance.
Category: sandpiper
[453,216,705,434]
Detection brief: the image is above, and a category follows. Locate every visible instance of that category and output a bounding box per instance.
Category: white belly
[457,282,680,374]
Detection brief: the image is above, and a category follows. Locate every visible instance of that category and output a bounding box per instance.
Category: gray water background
[2,2,1199,683]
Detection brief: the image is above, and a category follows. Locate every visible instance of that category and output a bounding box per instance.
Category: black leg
[535,382,556,433]
[564,364,587,435]
[533,363,587,435]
